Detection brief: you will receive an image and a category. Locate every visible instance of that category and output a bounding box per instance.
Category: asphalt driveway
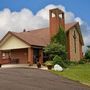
[0,68,90,90]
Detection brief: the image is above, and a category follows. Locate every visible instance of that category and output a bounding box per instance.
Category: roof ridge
[10,27,49,34]
[65,22,78,25]
[26,27,49,32]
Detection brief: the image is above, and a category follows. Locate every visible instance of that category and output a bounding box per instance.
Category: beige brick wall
[69,27,81,61]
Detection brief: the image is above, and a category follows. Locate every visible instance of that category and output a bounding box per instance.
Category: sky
[0,0,90,50]
[0,0,89,24]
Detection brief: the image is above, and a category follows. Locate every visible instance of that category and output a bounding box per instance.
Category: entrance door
[33,48,39,64]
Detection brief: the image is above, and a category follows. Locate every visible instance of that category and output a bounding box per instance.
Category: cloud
[36,4,66,20]
[0,4,90,51]
[36,4,84,24]
[36,4,76,24]
[0,8,48,38]
[82,23,90,45]
[75,17,84,25]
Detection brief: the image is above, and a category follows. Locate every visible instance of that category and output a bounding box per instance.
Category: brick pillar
[0,51,2,60]
[66,32,71,60]
[79,42,83,59]
[28,47,33,65]
[0,51,2,64]
[39,49,43,64]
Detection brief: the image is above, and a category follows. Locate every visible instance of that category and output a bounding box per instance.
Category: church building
[0,8,84,65]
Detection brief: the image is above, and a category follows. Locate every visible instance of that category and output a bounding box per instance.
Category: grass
[51,63,90,86]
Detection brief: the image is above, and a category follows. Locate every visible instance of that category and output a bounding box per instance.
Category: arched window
[73,30,77,53]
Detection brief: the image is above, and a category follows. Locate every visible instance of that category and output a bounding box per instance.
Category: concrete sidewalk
[1,64,48,70]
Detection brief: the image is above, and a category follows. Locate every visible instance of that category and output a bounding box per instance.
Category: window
[2,51,11,59]
[73,31,77,53]
[52,13,55,17]
[2,53,5,59]
[59,14,62,18]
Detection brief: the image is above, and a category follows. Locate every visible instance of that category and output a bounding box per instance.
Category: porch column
[0,51,2,60]
[28,47,33,65]
[39,49,43,64]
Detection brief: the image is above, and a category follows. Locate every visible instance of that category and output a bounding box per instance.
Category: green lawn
[51,63,90,86]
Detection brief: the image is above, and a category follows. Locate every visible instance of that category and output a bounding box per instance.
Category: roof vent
[27,31,30,32]
[23,29,26,32]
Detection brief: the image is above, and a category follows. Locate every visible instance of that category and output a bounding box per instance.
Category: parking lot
[0,68,89,90]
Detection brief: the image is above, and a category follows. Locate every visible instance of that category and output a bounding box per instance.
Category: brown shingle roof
[11,28,50,47]
[65,22,77,31]
[0,22,84,47]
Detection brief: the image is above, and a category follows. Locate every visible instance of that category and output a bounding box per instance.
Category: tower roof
[49,8,64,14]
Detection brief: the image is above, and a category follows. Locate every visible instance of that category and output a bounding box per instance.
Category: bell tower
[49,8,65,38]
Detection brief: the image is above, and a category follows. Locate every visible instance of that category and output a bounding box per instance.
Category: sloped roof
[65,22,77,31]
[11,28,50,47]
[0,22,84,47]
[65,22,84,45]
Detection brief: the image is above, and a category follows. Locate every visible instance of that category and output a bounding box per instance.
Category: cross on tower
[73,31,77,53]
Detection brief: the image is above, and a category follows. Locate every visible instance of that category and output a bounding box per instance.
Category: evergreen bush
[44,26,67,60]
[53,55,67,68]
[85,50,90,62]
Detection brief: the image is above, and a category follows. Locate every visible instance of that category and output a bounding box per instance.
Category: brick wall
[69,27,81,61]
[11,48,28,64]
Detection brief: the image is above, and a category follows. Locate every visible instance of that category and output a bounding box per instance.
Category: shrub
[63,59,70,65]
[45,61,53,70]
[85,50,90,60]
[86,59,90,62]
[69,61,78,66]
[79,59,89,64]
[45,61,53,66]
[53,55,67,68]
[44,43,67,60]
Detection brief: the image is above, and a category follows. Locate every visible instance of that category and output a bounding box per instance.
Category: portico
[0,34,43,65]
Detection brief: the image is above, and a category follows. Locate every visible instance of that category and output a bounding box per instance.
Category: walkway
[1,64,48,70]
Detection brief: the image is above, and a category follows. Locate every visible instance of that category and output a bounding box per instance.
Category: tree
[85,50,90,59]
[51,26,67,46]
[44,43,67,60]
[44,26,67,60]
